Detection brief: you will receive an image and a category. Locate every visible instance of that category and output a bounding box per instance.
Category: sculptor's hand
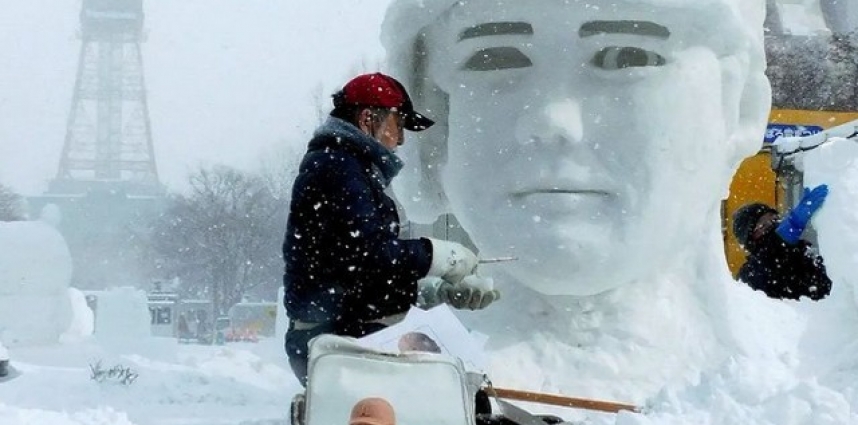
[418,275,500,310]
[442,274,500,310]
[425,238,478,284]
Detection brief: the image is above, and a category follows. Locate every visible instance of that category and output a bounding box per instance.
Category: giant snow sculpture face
[384,0,771,295]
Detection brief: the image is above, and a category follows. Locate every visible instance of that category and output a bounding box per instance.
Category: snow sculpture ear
[384,20,454,224]
[729,66,771,165]
[726,0,772,166]
[383,1,481,224]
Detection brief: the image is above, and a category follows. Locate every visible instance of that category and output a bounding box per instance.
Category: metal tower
[29,0,165,290]
[51,0,160,196]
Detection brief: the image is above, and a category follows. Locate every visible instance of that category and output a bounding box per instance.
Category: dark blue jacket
[282,117,432,324]
[737,230,832,301]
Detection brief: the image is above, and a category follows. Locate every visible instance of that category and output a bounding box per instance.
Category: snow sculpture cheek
[0,221,74,346]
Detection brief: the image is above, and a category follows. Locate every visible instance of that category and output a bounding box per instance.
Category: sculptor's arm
[775,185,827,245]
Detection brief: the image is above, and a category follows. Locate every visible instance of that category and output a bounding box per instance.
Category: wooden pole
[489,387,640,414]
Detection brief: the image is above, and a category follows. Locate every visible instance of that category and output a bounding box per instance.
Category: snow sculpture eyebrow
[579,21,671,39]
[458,22,534,42]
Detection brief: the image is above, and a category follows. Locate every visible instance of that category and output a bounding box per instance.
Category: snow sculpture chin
[384,0,772,401]
[0,215,74,347]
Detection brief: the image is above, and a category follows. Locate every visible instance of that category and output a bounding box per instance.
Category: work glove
[425,238,479,284]
[417,275,501,311]
[776,184,828,245]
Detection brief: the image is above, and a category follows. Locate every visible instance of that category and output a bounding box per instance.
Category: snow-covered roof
[772,118,858,156]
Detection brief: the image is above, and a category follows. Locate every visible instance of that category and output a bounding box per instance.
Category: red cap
[335,73,434,132]
[342,73,406,108]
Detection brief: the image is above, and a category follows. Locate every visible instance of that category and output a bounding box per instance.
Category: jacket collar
[309,117,404,187]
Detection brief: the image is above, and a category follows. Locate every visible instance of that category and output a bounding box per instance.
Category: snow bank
[0,339,299,425]
[0,405,139,425]
[803,138,858,306]
[89,287,151,341]
[793,138,858,416]
[60,288,95,344]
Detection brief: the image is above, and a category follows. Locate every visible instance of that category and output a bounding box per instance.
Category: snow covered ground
[0,339,301,425]
[0,220,302,425]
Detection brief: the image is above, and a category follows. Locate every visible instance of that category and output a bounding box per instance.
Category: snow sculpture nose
[515,98,585,148]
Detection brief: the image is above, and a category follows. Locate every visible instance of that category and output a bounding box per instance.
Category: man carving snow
[282,73,500,385]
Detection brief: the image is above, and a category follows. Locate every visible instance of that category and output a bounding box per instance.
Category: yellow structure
[724,109,858,275]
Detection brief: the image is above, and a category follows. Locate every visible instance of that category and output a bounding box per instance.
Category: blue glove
[776,184,828,244]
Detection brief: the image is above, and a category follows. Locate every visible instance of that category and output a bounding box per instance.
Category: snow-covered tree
[766,31,858,112]
[257,141,302,204]
[149,165,286,315]
[827,31,858,110]
[766,35,830,110]
[0,183,25,222]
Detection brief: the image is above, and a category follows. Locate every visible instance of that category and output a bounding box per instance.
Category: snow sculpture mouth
[507,189,614,220]
[510,189,612,197]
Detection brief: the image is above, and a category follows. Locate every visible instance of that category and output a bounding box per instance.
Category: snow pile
[89,287,151,342]
[803,138,858,307]
[796,138,858,417]
[0,220,73,347]
[60,288,95,344]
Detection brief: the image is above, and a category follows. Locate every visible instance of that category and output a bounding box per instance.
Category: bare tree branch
[147,165,286,314]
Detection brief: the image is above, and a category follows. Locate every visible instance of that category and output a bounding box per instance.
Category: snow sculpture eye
[591,46,666,70]
[462,47,533,71]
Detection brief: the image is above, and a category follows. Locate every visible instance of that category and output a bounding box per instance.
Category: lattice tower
[52,0,159,195]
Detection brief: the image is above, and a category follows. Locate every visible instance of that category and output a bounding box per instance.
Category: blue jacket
[282,117,432,324]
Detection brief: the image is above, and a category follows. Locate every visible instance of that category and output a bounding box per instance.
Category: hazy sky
[0,0,392,195]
